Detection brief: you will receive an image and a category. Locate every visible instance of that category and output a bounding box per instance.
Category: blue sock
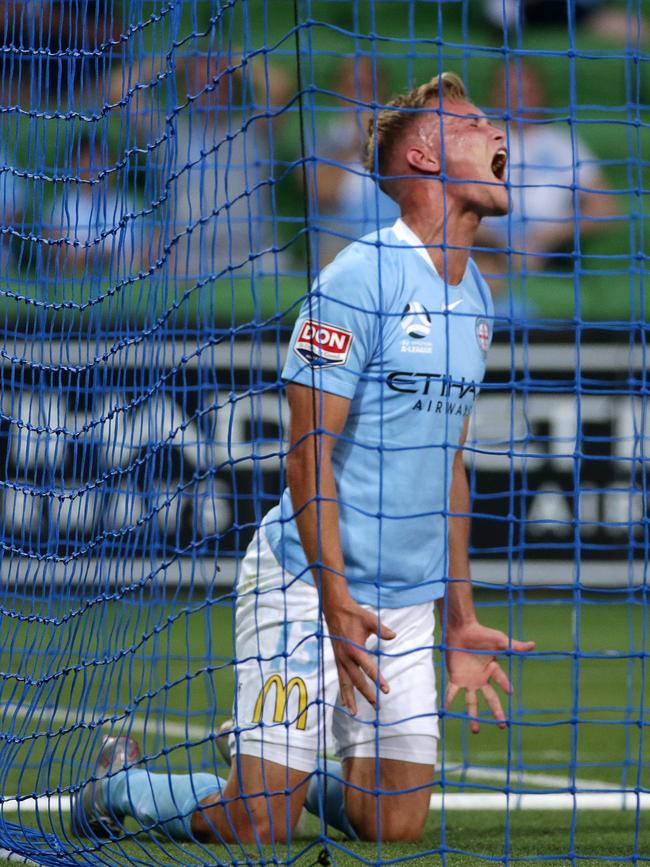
[304,761,358,840]
[103,769,226,840]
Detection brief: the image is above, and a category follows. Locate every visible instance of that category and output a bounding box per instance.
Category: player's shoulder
[315,226,401,301]
[465,257,494,317]
[327,224,401,271]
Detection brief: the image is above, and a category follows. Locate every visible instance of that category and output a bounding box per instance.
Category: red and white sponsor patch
[293,319,353,366]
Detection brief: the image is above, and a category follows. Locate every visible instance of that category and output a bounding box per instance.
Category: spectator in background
[314,57,399,264]
[0,1,124,107]
[476,61,616,283]
[171,52,291,282]
[483,0,648,44]
[52,137,134,277]
[0,144,28,273]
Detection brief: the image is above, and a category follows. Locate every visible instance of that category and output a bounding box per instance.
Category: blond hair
[364,72,467,185]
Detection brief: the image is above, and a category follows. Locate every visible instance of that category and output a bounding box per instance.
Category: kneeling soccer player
[72,71,534,845]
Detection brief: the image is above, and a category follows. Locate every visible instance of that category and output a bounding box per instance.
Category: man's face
[420,98,509,217]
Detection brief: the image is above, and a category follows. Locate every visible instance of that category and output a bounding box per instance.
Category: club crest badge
[475,317,492,353]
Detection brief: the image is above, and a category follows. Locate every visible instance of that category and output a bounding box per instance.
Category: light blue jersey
[263,219,494,608]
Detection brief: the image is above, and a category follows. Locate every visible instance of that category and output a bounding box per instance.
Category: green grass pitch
[0,590,647,864]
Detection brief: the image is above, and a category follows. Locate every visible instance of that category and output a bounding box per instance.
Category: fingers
[445,682,459,709]
[341,658,375,710]
[462,684,506,733]
[448,682,494,733]
[481,683,506,729]
[335,645,389,715]
[354,648,390,696]
[465,689,480,734]
[447,628,535,656]
[510,639,536,653]
[491,631,536,654]
[448,682,504,733]
[338,678,358,717]
[338,652,375,714]
[489,661,513,695]
[379,623,397,641]
[361,610,396,642]
[447,661,513,731]
[332,611,395,714]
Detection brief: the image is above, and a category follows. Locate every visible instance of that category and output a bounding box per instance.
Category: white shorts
[231,526,439,773]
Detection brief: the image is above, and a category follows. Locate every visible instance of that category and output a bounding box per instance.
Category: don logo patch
[475,317,492,353]
[293,320,353,366]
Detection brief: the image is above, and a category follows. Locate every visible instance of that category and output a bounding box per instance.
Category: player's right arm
[286,382,395,715]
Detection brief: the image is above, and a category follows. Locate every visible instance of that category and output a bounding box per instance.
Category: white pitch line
[0,849,39,866]
[0,797,71,814]
[431,792,650,810]
[1,704,209,742]
[0,849,38,867]
[443,763,613,791]
[2,793,649,814]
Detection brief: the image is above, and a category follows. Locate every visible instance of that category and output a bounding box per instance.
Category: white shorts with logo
[232,526,439,773]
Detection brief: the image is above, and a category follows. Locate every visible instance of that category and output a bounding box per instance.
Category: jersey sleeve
[282,252,380,400]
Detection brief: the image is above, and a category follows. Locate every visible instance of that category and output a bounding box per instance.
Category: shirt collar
[392,217,472,287]
[391,218,439,276]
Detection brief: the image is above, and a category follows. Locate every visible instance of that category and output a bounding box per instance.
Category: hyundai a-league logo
[401,301,431,339]
[475,316,492,352]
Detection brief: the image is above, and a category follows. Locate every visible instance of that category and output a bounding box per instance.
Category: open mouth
[491,148,507,181]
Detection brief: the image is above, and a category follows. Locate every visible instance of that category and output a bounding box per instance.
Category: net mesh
[0,0,647,864]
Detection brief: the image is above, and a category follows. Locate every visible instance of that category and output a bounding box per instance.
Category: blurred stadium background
[0,0,647,865]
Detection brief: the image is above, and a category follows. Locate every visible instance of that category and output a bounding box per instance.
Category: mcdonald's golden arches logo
[252,674,308,730]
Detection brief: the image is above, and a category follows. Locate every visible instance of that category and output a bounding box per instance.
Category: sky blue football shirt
[263,218,494,608]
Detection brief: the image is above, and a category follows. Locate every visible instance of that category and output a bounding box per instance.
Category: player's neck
[399,203,480,286]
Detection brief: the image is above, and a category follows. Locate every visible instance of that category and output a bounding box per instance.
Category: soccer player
[72,71,534,846]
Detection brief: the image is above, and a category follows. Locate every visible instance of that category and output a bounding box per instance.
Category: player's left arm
[437,417,535,734]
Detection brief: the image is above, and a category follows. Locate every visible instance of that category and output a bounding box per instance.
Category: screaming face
[491,147,508,182]
[417,98,510,217]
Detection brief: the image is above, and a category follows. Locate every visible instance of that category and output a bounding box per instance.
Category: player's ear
[405,145,440,175]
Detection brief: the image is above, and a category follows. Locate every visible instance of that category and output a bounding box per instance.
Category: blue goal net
[0,0,647,865]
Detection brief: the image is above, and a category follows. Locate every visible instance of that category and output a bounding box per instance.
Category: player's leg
[191,755,309,844]
[71,735,311,844]
[71,734,312,845]
[72,526,329,844]
[333,600,438,841]
[191,524,338,843]
[343,755,434,841]
[214,725,359,840]
[70,735,229,841]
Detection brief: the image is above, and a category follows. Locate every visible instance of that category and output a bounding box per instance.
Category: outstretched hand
[444,620,535,733]
[326,600,396,716]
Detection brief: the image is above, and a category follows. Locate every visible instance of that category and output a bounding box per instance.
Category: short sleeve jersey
[263,218,494,608]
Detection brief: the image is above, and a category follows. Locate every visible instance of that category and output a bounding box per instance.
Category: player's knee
[381,814,426,843]
[192,799,292,845]
[233,812,278,845]
[348,798,426,843]
[238,808,301,845]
